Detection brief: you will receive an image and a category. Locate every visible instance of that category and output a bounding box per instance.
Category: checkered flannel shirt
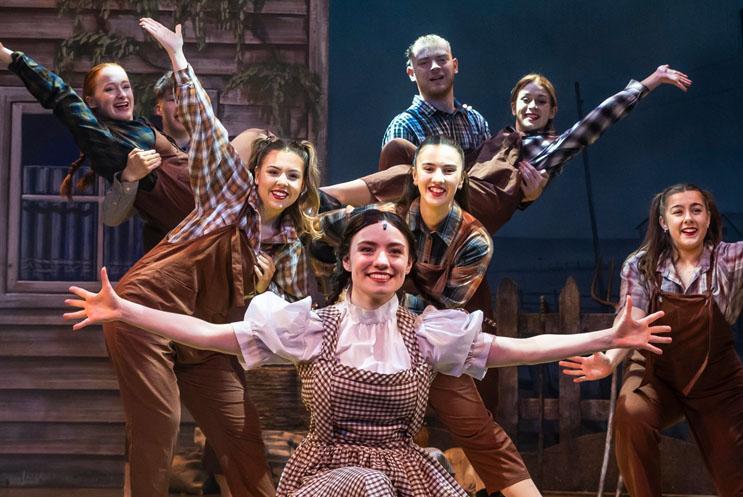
[382,95,490,155]
[9,52,157,188]
[168,65,311,301]
[523,80,650,176]
[619,242,743,325]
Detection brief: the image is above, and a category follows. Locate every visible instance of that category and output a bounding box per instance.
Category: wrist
[120,168,138,183]
[170,51,188,72]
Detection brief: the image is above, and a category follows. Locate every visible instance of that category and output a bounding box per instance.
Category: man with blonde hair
[382,34,490,163]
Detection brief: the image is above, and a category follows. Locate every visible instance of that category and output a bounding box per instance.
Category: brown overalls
[404,207,531,492]
[103,225,274,497]
[133,129,194,251]
[614,259,743,497]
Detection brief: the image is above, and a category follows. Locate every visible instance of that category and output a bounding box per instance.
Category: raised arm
[0,43,135,182]
[487,295,669,368]
[139,18,254,230]
[528,65,691,175]
[64,268,239,355]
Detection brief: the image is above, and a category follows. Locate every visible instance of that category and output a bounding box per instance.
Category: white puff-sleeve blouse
[232,292,494,380]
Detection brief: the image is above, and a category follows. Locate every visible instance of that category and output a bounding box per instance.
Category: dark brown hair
[399,134,469,212]
[636,183,722,283]
[329,209,417,304]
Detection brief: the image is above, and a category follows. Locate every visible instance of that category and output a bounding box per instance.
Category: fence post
[495,277,519,437]
[559,277,582,443]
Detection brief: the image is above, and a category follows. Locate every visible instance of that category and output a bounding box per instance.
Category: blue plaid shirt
[382,95,490,155]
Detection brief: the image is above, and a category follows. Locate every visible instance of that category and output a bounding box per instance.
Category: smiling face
[255,149,305,221]
[155,92,186,138]
[343,221,413,309]
[412,143,464,210]
[407,41,458,100]
[511,81,556,133]
[659,190,711,257]
[85,65,134,121]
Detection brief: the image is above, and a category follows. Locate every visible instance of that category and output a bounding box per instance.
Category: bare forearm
[118,299,239,355]
[167,50,188,72]
[605,347,630,368]
[321,180,373,207]
[487,329,614,368]
[0,46,12,66]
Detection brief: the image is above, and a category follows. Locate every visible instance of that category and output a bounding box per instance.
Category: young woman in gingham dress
[65,209,672,496]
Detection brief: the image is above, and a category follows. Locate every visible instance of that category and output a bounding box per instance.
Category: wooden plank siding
[0,1,327,488]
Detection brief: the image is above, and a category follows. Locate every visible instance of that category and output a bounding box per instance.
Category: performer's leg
[378,138,416,170]
[613,359,683,497]
[104,321,181,497]
[177,351,275,497]
[428,374,533,494]
[684,362,743,497]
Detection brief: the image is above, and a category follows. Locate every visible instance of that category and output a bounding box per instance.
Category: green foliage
[55,31,143,75]
[55,0,323,134]
[227,59,321,137]
[131,73,161,118]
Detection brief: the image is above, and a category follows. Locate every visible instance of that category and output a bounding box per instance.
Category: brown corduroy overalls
[614,258,743,497]
[103,224,274,497]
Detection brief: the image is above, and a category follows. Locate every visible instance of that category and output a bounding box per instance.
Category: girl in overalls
[65,207,671,497]
[0,41,196,250]
[560,183,743,496]
[91,18,322,497]
[319,135,541,495]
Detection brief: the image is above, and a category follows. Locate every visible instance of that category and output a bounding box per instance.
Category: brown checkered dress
[277,304,468,496]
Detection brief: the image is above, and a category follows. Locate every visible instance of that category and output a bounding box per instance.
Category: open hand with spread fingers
[139,18,183,56]
[610,295,671,353]
[559,352,614,383]
[64,267,123,331]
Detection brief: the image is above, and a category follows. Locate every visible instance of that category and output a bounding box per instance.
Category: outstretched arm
[321,180,375,207]
[0,43,139,182]
[558,304,645,382]
[64,268,239,355]
[528,65,692,175]
[486,296,669,368]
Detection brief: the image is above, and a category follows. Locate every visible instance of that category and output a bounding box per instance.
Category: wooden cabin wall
[0,0,326,488]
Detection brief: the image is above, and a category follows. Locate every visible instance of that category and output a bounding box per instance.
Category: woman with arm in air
[324,66,691,235]
[76,18,322,497]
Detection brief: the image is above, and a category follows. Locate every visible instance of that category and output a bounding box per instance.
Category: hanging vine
[54,0,322,135]
[227,57,320,137]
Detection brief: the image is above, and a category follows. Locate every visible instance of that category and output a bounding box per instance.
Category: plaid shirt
[619,242,743,325]
[382,95,490,154]
[168,65,311,301]
[522,80,649,176]
[321,200,492,314]
[8,52,157,187]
